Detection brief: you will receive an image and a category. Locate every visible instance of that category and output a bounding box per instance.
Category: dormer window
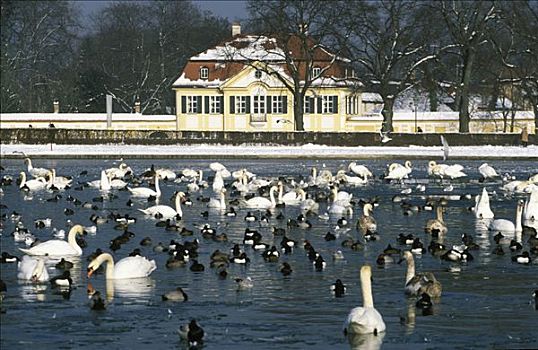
[200,67,209,80]
[254,70,262,79]
[312,66,321,78]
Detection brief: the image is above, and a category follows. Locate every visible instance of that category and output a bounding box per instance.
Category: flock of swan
[1,156,537,347]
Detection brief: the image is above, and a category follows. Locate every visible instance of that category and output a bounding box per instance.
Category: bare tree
[339,0,435,133]
[244,0,350,131]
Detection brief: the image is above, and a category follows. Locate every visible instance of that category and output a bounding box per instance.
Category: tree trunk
[459,49,475,133]
[381,97,394,133]
[294,91,304,131]
[533,101,538,134]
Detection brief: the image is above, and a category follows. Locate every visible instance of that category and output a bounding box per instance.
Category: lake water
[1,158,537,349]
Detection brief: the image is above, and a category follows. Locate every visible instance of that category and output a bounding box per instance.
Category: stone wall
[0,128,535,146]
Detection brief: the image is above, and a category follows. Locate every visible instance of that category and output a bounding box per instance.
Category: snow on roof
[191,35,286,62]
[172,73,223,88]
[361,92,383,103]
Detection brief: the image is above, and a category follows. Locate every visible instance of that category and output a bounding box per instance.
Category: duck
[87,253,156,279]
[425,206,447,235]
[474,188,495,219]
[511,251,531,264]
[55,258,74,270]
[235,276,254,289]
[17,255,49,282]
[343,265,386,336]
[18,171,47,191]
[19,225,85,257]
[331,279,346,297]
[1,252,20,263]
[89,291,106,310]
[139,192,184,219]
[178,319,204,348]
[488,200,524,234]
[162,287,188,301]
[24,158,50,178]
[401,251,442,297]
[189,260,205,272]
[478,163,499,181]
[358,203,377,235]
[128,174,161,198]
[280,262,292,276]
[50,270,72,288]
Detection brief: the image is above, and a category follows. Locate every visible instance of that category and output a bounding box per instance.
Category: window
[304,96,314,114]
[187,96,198,114]
[272,96,284,114]
[253,95,266,114]
[200,67,208,79]
[254,70,262,79]
[235,96,247,114]
[346,96,357,115]
[312,66,321,78]
[209,96,221,114]
[322,96,333,114]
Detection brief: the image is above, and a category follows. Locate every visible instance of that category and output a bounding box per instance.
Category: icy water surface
[0,158,537,349]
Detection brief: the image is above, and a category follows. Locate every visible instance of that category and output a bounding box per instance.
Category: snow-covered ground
[0,143,536,159]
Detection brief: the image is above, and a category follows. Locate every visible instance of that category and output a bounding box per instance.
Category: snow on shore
[1,143,536,159]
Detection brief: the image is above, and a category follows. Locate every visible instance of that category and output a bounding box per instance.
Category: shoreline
[1,143,536,160]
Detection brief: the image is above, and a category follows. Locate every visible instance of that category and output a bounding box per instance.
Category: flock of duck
[0,157,537,347]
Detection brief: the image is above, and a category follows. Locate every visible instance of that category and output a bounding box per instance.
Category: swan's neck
[278,183,284,201]
[154,176,161,195]
[175,195,183,217]
[405,255,415,285]
[198,170,203,182]
[361,270,374,308]
[298,189,306,201]
[363,205,370,217]
[27,159,33,170]
[515,204,523,232]
[270,187,276,206]
[312,167,317,179]
[220,191,226,209]
[95,253,115,279]
[436,207,444,223]
[332,187,338,203]
[20,172,26,188]
[100,171,110,189]
[33,259,46,279]
[67,226,83,255]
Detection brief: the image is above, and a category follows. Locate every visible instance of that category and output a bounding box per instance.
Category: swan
[336,170,367,186]
[300,197,320,212]
[87,170,111,191]
[209,162,231,178]
[329,199,353,215]
[478,163,499,180]
[523,190,537,226]
[208,189,227,210]
[358,203,377,234]
[128,174,161,198]
[47,169,71,190]
[425,206,447,235]
[331,185,353,202]
[17,256,49,282]
[155,168,176,181]
[278,182,303,205]
[343,265,386,336]
[502,180,537,194]
[19,172,47,191]
[385,161,412,180]
[24,158,50,178]
[87,253,156,279]
[19,225,85,257]
[474,188,494,219]
[401,251,442,297]
[348,162,372,179]
[105,162,132,179]
[428,161,466,179]
[212,170,224,193]
[488,200,524,234]
[243,186,278,209]
[139,192,184,218]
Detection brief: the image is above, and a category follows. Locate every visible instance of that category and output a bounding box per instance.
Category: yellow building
[172,24,369,132]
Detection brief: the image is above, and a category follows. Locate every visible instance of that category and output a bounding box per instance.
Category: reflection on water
[1,158,537,349]
[347,331,385,350]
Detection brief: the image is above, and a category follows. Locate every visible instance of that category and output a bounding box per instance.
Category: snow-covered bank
[1,143,536,159]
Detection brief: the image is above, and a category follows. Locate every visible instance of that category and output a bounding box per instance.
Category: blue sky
[75,0,248,21]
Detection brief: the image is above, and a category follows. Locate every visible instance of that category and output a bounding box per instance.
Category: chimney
[53,100,60,113]
[232,22,241,37]
[134,100,141,114]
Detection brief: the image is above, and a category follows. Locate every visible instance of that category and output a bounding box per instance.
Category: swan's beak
[87,268,94,278]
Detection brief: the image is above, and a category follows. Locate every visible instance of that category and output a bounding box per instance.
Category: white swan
[402,251,442,297]
[106,162,132,179]
[523,190,538,226]
[502,180,537,194]
[336,170,367,186]
[343,265,386,336]
[139,192,184,218]
[385,161,412,180]
[208,189,227,210]
[474,188,494,219]
[278,182,303,205]
[47,169,71,190]
[19,171,47,191]
[212,170,225,193]
[156,168,176,180]
[17,256,49,282]
[428,161,466,179]
[488,200,524,234]
[128,174,161,198]
[19,225,85,257]
[24,158,50,178]
[244,186,278,209]
[210,162,230,178]
[87,253,156,280]
[348,162,372,179]
[478,163,499,180]
[87,170,111,191]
